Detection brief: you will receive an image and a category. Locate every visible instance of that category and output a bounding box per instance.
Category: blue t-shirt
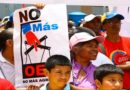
[40,82,71,90]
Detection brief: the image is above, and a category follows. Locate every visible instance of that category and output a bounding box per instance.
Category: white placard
[13,4,70,87]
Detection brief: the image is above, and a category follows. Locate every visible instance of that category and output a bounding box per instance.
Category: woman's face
[73,39,99,62]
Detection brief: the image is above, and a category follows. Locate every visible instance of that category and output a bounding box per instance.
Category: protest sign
[13,4,70,87]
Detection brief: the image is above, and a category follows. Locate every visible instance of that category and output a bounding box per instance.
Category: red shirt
[104,36,130,89]
[0,78,15,90]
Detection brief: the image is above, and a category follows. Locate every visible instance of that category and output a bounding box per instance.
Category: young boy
[40,54,72,90]
[29,54,92,90]
[94,64,124,90]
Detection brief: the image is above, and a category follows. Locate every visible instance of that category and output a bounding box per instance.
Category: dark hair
[69,27,96,39]
[0,28,13,51]
[94,64,124,83]
[5,21,14,29]
[45,54,72,72]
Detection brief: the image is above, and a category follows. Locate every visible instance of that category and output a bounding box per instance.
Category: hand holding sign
[35,3,45,9]
[22,23,40,51]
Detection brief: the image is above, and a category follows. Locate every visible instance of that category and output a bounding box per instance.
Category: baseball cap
[0,16,9,28]
[69,32,104,49]
[83,14,101,22]
[9,13,14,23]
[102,11,124,23]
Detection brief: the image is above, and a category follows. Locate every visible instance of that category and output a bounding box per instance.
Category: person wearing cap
[102,11,130,89]
[80,14,107,55]
[79,16,113,66]
[80,14,103,36]
[69,27,104,90]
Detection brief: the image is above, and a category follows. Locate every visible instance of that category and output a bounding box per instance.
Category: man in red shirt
[102,11,130,89]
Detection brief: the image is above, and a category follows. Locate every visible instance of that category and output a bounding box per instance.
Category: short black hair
[0,28,13,51]
[94,64,124,83]
[5,21,14,29]
[45,54,72,72]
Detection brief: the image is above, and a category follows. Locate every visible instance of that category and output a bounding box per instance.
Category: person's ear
[6,39,13,48]
[71,46,79,54]
[95,79,102,88]
[44,68,50,77]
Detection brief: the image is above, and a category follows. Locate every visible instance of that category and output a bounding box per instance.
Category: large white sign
[13,4,70,87]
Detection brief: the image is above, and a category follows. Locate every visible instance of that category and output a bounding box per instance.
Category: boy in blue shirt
[94,64,124,90]
[40,54,72,90]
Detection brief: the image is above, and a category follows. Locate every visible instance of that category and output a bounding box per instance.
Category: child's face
[47,65,71,89]
[96,73,123,90]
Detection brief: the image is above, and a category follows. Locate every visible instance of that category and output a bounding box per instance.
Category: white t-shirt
[92,52,113,67]
[0,52,15,85]
[40,82,71,90]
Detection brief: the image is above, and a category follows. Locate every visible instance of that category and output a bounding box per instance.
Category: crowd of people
[0,3,130,90]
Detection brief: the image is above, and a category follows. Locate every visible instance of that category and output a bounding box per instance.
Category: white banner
[0,0,130,6]
[13,4,70,87]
